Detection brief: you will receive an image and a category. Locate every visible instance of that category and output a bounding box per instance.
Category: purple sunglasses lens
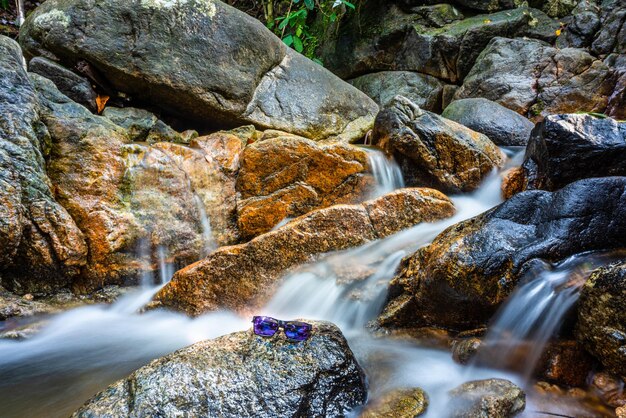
[284,322,311,341]
[253,316,279,337]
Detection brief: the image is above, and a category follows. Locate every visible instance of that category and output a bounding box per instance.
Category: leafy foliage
[264,0,359,64]
[0,0,9,10]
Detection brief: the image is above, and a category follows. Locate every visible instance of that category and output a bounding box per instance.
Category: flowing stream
[0,147,609,417]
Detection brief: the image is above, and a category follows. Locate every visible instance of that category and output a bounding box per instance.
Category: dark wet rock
[530,0,578,17]
[320,5,557,82]
[372,96,504,193]
[556,0,601,49]
[591,0,626,56]
[380,177,626,330]
[536,340,594,388]
[448,379,525,418]
[155,188,454,316]
[72,320,367,417]
[360,388,428,418]
[451,338,482,365]
[517,114,626,193]
[28,56,98,112]
[442,98,534,146]
[454,37,615,120]
[0,35,87,294]
[19,0,377,142]
[590,372,626,408]
[577,261,626,379]
[102,107,184,144]
[605,53,626,121]
[235,134,373,239]
[350,71,443,112]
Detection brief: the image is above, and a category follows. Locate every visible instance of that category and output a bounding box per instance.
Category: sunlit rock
[72,321,367,417]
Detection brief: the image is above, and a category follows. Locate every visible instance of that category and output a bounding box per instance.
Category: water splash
[361,146,404,198]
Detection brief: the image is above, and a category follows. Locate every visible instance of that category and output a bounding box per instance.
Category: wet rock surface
[380,177,626,330]
[155,188,454,316]
[577,261,626,380]
[236,134,373,239]
[0,36,87,294]
[72,320,367,418]
[372,96,504,193]
[516,114,626,193]
[442,98,534,146]
[360,387,428,418]
[448,379,525,418]
[454,37,616,120]
[19,0,377,141]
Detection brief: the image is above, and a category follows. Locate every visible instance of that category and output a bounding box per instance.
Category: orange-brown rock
[236,134,375,239]
[500,167,527,199]
[372,96,504,193]
[154,188,455,316]
[360,388,428,418]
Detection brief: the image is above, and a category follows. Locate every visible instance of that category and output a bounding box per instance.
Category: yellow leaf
[96,95,109,114]
[555,29,562,36]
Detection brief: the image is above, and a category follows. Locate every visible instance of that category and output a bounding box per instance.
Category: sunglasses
[252,316,312,342]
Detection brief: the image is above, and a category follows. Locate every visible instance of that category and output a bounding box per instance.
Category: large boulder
[19,0,377,142]
[577,261,626,379]
[454,37,616,120]
[591,0,626,56]
[510,114,626,194]
[155,188,455,316]
[442,98,535,146]
[349,71,444,112]
[319,5,557,82]
[236,133,373,239]
[372,96,504,193]
[73,320,367,417]
[0,36,87,293]
[380,177,626,330]
[448,379,525,418]
[32,72,238,291]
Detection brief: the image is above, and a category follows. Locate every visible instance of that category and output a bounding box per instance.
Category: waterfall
[469,251,624,383]
[361,146,404,198]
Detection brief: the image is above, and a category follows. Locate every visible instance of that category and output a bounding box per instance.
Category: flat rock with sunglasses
[73,319,367,417]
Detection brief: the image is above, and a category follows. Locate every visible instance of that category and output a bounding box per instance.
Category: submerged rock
[454,37,616,120]
[372,96,504,193]
[448,379,525,418]
[155,188,455,316]
[513,114,626,194]
[577,261,626,379]
[236,134,373,239]
[19,0,377,141]
[442,98,534,146]
[380,177,626,330]
[360,388,428,418]
[73,320,367,417]
[0,35,87,293]
[350,71,444,112]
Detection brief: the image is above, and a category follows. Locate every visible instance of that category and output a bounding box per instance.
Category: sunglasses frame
[252,316,313,342]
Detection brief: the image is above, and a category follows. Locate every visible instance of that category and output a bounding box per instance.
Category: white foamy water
[361,146,404,198]
[1,147,594,417]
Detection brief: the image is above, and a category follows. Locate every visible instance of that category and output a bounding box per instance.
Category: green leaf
[330,13,337,22]
[293,36,304,53]
[278,17,290,30]
[304,0,314,10]
[283,35,294,47]
[342,0,356,9]
[296,26,303,37]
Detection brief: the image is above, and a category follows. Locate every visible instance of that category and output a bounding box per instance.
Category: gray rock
[455,37,615,120]
[102,107,183,144]
[448,379,525,418]
[591,0,626,55]
[556,0,601,49]
[349,71,443,112]
[605,53,626,120]
[372,96,504,193]
[521,114,626,192]
[442,98,534,146]
[0,35,87,294]
[19,0,377,142]
[28,56,98,112]
[577,261,626,379]
[319,5,558,82]
[72,321,367,417]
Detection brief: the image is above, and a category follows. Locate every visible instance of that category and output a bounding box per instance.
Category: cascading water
[0,146,603,418]
[361,146,404,198]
